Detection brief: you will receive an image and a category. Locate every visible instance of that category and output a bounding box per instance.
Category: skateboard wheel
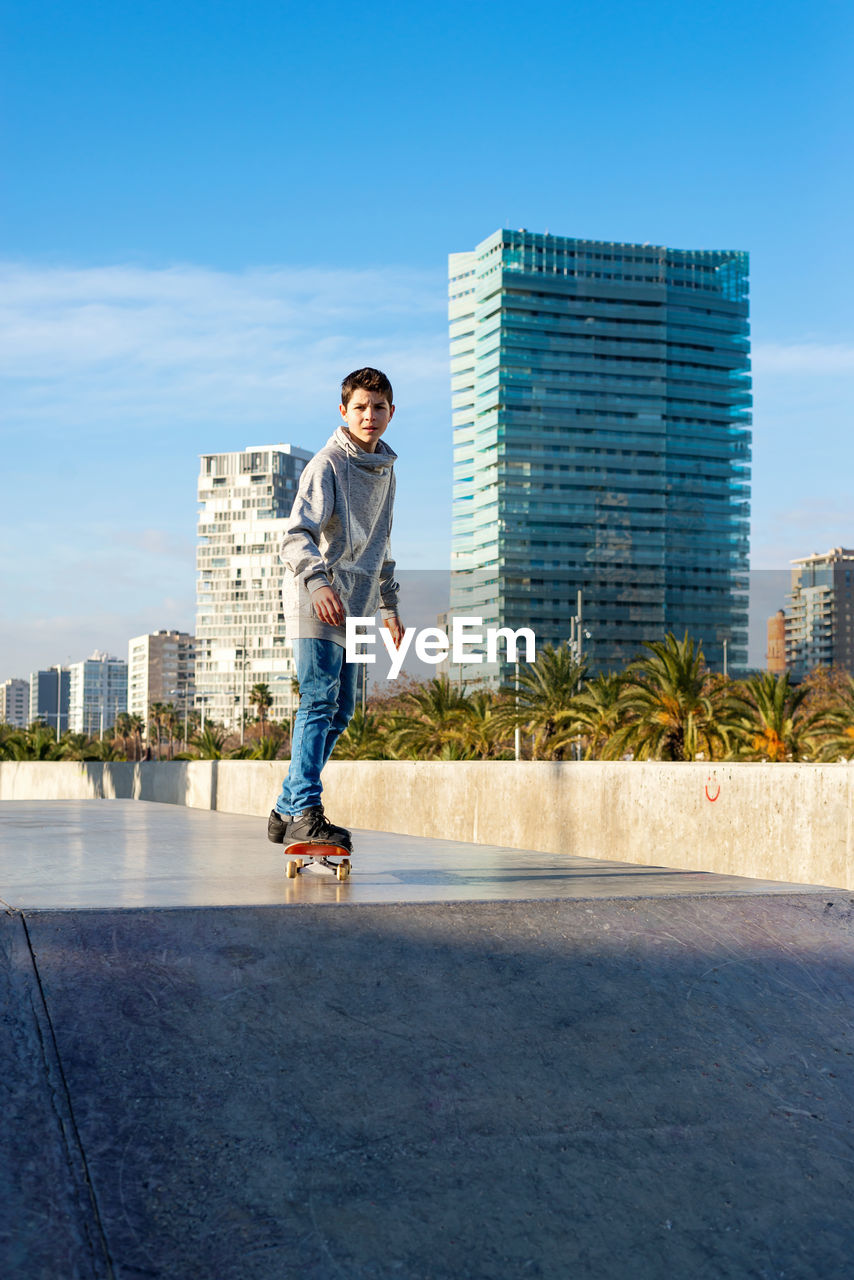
[286,860,298,879]
[337,861,350,881]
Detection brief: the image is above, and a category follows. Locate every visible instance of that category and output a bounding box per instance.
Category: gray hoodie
[280,427,399,644]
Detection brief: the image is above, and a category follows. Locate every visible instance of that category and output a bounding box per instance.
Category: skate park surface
[2,800,853,1278]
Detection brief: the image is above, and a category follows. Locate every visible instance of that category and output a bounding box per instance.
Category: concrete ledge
[1,759,853,889]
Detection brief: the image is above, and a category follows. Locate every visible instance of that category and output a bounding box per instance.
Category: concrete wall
[2,759,853,890]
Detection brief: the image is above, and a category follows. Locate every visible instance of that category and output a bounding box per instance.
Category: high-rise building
[29,667,70,736]
[68,652,128,736]
[196,443,312,730]
[0,678,29,727]
[128,630,196,733]
[448,229,752,678]
[785,548,854,679]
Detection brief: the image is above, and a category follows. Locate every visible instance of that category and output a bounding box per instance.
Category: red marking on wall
[705,774,721,803]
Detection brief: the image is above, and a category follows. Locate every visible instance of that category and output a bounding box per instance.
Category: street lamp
[514,658,522,762]
[52,664,64,742]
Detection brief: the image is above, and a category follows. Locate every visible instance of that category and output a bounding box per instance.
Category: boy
[267,367,403,849]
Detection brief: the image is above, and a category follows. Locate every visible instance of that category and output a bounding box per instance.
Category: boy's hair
[341,367,394,409]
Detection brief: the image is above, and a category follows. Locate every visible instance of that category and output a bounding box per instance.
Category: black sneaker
[286,806,352,851]
[267,809,289,844]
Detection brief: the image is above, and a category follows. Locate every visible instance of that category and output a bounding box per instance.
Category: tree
[86,737,126,762]
[449,690,513,760]
[58,732,98,761]
[249,733,286,760]
[0,724,25,760]
[607,633,737,761]
[332,706,390,759]
[249,683,273,739]
[733,671,828,762]
[148,702,168,760]
[8,724,65,761]
[815,674,854,761]
[128,714,146,761]
[188,725,228,759]
[387,676,470,759]
[113,712,133,758]
[494,644,586,760]
[162,703,180,760]
[571,672,626,760]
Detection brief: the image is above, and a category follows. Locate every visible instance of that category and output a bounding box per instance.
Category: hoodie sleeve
[379,472,399,617]
[279,457,336,593]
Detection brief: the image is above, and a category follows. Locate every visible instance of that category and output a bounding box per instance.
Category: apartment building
[195,443,312,729]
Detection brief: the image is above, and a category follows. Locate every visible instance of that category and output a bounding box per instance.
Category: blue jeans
[275,638,359,816]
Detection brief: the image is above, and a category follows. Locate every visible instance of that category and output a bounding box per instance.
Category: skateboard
[284,841,351,882]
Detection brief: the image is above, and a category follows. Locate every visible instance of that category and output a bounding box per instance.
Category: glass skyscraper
[448,228,751,677]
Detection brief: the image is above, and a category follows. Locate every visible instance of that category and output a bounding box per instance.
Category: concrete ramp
[2,803,854,1278]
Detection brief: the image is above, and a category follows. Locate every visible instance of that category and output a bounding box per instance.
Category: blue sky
[2,0,853,674]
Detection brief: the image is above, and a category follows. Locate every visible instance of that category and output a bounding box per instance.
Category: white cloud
[0,260,450,434]
[750,498,854,570]
[753,341,854,375]
[0,260,454,674]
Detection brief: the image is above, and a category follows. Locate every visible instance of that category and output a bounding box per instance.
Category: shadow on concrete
[78,761,222,811]
[3,894,854,1278]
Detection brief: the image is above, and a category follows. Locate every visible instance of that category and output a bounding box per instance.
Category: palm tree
[188,725,228,759]
[249,683,273,739]
[571,672,626,760]
[450,690,513,760]
[733,671,827,762]
[815,674,854,761]
[86,737,126,762]
[494,644,586,760]
[608,633,737,761]
[9,724,65,761]
[148,702,167,760]
[162,703,180,760]
[128,713,146,761]
[58,732,98,761]
[332,706,390,759]
[387,676,470,759]
[249,734,285,760]
[0,724,25,760]
[113,712,133,759]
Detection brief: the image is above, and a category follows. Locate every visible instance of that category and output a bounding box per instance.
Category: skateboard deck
[284,840,351,881]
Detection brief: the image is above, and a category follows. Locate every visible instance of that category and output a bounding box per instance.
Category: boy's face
[339,387,395,453]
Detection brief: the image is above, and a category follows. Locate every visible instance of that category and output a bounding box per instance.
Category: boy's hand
[383,615,405,649]
[312,585,346,627]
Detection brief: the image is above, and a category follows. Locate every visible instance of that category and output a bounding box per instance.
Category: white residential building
[0,678,29,727]
[196,443,312,730]
[68,652,128,736]
[128,630,196,732]
[786,547,854,679]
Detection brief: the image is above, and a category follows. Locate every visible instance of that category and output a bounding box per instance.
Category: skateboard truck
[284,841,351,882]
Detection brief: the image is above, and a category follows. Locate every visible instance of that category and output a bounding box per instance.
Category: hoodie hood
[332,426,397,469]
